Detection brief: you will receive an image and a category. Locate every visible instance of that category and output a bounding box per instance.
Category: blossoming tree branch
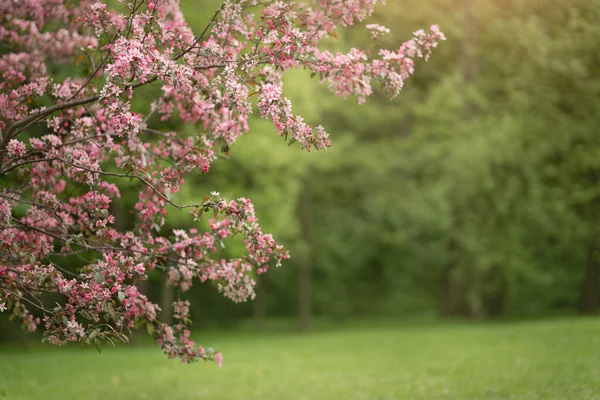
[0,0,444,365]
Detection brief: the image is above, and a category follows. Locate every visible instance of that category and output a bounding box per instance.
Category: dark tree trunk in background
[137,279,149,296]
[440,234,470,317]
[298,261,311,332]
[579,238,600,313]
[440,0,480,318]
[579,169,600,314]
[253,275,267,330]
[298,178,312,333]
[160,272,173,325]
[481,265,507,317]
[461,0,478,87]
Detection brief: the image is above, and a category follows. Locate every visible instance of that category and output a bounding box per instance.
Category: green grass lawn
[1,317,599,399]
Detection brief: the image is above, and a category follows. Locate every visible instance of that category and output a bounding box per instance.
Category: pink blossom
[0,0,442,366]
[6,139,26,157]
[366,23,390,40]
[0,199,11,225]
[214,352,223,367]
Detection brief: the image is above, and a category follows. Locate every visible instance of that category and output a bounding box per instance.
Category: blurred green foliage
[2,0,600,340]
[199,0,600,322]
[211,0,600,322]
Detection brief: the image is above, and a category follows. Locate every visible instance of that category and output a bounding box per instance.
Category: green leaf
[94,338,102,354]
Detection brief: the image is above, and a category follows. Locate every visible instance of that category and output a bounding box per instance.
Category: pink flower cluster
[366,23,390,40]
[258,83,331,150]
[0,0,442,365]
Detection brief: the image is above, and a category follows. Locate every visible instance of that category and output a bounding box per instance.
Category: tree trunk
[439,0,479,318]
[298,262,311,332]
[440,245,470,317]
[482,265,507,317]
[160,272,173,325]
[298,178,312,333]
[579,238,600,313]
[461,0,478,87]
[253,275,267,330]
[137,279,149,296]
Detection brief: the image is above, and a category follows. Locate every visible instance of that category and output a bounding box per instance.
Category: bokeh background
[3,0,600,341]
[3,2,600,398]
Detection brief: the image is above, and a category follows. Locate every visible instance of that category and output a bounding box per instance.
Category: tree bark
[439,0,480,318]
[579,238,600,313]
[481,265,507,317]
[160,272,173,325]
[253,275,267,330]
[298,178,312,333]
[461,0,478,87]
[440,237,470,317]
